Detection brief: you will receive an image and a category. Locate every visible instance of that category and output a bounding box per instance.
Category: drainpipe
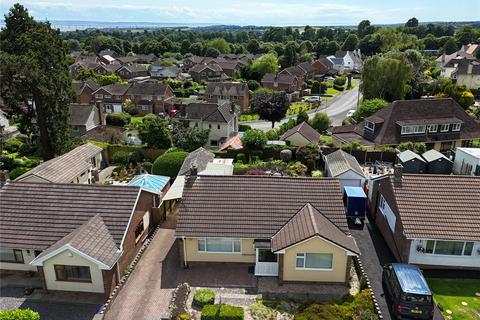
[182,237,188,268]
[116,262,121,283]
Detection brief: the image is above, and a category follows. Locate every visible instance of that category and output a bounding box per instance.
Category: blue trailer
[343,186,367,224]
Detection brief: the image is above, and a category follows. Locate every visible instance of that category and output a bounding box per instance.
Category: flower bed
[170,283,191,320]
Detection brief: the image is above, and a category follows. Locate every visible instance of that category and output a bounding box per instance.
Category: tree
[353,98,388,122]
[341,34,359,51]
[251,91,290,128]
[280,41,298,67]
[241,129,267,149]
[189,42,204,56]
[361,55,412,102]
[309,112,331,133]
[359,33,383,56]
[138,115,172,149]
[455,25,478,46]
[249,53,278,78]
[357,20,375,38]
[442,37,458,54]
[405,17,419,28]
[207,38,230,54]
[205,47,220,58]
[0,4,74,160]
[296,111,309,125]
[152,151,188,178]
[170,119,210,152]
[246,39,260,54]
[247,80,260,91]
[180,39,191,55]
[458,91,475,109]
[311,81,321,94]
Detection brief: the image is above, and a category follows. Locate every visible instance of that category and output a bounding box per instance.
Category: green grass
[471,139,480,147]
[326,87,341,95]
[427,278,480,320]
[287,102,318,115]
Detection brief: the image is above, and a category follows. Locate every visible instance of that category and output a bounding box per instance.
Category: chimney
[96,100,105,125]
[393,164,403,183]
[189,160,198,176]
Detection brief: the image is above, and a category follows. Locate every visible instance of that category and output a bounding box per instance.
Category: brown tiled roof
[261,73,298,85]
[179,102,235,123]
[297,61,315,74]
[178,147,215,176]
[205,82,247,96]
[324,149,365,178]
[176,176,349,238]
[31,214,121,268]
[94,83,131,96]
[219,135,243,151]
[282,66,306,78]
[271,203,359,254]
[332,98,480,146]
[16,144,102,183]
[69,104,98,126]
[280,122,320,143]
[381,175,480,241]
[0,182,141,250]
[126,82,170,96]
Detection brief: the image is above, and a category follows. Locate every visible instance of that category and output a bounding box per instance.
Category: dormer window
[440,124,450,132]
[364,120,375,132]
[401,125,426,135]
[451,123,461,131]
[427,124,438,133]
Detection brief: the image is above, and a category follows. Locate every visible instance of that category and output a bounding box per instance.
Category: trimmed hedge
[152,151,188,178]
[193,288,215,307]
[0,309,40,320]
[106,112,131,127]
[201,304,244,320]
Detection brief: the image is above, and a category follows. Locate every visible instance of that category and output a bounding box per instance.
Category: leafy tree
[353,98,389,122]
[455,25,478,46]
[357,20,375,38]
[138,114,172,149]
[251,91,290,128]
[341,34,359,51]
[296,111,309,125]
[361,55,412,101]
[189,42,204,56]
[152,151,188,178]
[309,112,331,133]
[250,53,279,78]
[280,41,298,67]
[247,80,260,91]
[0,4,74,160]
[311,81,321,94]
[241,129,267,149]
[180,40,191,55]
[359,33,383,56]
[405,17,419,28]
[246,39,260,53]
[442,37,458,54]
[458,91,475,109]
[170,119,209,152]
[205,47,220,58]
[207,38,230,54]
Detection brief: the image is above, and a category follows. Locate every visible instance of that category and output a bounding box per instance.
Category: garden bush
[265,129,279,140]
[106,112,131,126]
[239,124,252,132]
[201,304,244,320]
[280,149,293,162]
[0,309,40,320]
[236,153,246,163]
[177,313,192,320]
[193,288,215,307]
[111,150,142,165]
[152,151,188,178]
[333,84,345,91]
[8,167,30,180]
[248,302,277,320]
[4,138,24,153]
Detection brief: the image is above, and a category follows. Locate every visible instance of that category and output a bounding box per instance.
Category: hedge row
[193,288,215,307]
[201,304,244,320]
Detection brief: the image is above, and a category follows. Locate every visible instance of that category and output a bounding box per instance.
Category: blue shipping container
[343,186,367,221]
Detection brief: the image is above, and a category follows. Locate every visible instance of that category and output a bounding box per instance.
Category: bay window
[296,253,333,270]
[424,240,474,256]
[197,238,241,253]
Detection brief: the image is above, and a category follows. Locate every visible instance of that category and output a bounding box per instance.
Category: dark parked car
[382,263,434,320]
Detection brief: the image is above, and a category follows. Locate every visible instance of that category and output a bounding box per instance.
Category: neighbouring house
[371,168,480,270]
[0,110,19,139]
[99,54,117,65]
[451,59,480,90]
[204,82,249,112]
[73,80,100,105]
[261,73,301,93]
[116,54,156,65]
[311,59,329,79]
[94,64,121,76]
[15,143,103,184]
[422,149,453,174]
[324,149,366,189]
[396,150,427,174]
[69,104,100,136]
[219,135,243,151]
[98,49,117,58]
[150,65,181,79]
[0,182,161,296]
[279,66,307,88]
[125,82,176,115]
[435,43,479,68]
[93,84,131,113]
[189,63,228,83]
[280,122,320,147]
[331,98,480,152]
[115,64,149,80]
[176,102,239,147]
[453,147,480,176]
[70,58,100,78]
[176,175,359,284]
[297,62,316,80]
[330,50,363,73]
[178,147,215,176]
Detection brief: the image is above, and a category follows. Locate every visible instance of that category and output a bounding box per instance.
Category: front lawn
[427,278,480,320]
[326,87,342,95]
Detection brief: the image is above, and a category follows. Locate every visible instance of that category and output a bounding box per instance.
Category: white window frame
[401,125,426,135]
[197,238,242,254]
[424,240,474,256]
[427,124,438,133]
[451,123,461,132]
[440,124,450,132]
[141,105,149,111]
[295,253,333,271]
[364,120,375,132]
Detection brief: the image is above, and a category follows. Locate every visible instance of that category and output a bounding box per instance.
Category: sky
[1,0,479,26]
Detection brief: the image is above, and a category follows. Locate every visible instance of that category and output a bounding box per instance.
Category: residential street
[241,86,361,131]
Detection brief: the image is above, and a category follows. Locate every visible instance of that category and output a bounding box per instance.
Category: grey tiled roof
[205,82,247,96]
[178,147,215,176]
[0,182,141,250]
[325,149,365,178]
[69,104,97,126]
[280,122,320,143]
[180,102,235,123]
[16,144,102,183]
[176,176,349,239]
[126,82,170,96]
[271,203,359,254]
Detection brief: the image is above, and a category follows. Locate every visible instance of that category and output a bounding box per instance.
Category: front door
[254,248,278,276]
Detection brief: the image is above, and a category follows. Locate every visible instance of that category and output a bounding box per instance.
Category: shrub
[111,150,142,164]
[4,138,24,153]
[8,167,30,180]
[309,112,331,133]
[0,309,40,320]
[152,151,188,178]
[193,288,215,307]
[236,153,246,163]
[333,75,347,86]
[177,313,192,320]
[287,162,308,176]
[106,112,131,126]
[311,170,323,177]
[248,302,277,320]
[320,81,328,93]
[310,81,321,94]
[280,149,293,162]
[333,84,345,91]
[239,124,252,132]
[201,304,244,320]
[241,129,267,150]
[265,129,279,140]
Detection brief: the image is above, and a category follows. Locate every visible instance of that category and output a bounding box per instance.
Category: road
[241,86,361,131]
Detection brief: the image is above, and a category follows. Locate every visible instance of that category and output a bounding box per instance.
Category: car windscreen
[401,293,432,305]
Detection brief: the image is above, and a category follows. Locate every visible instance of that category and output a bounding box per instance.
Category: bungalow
[331,98,480,152]
[0,182,160,296]
[115,64,149,80]
[125,82,176,115]
[15,143,103,184]
[324,149,366,189]
[204,82,249,112]
[371,168,480,270]
[69,104,100,136]
[176,175,359,284]
[280,122,320,147]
